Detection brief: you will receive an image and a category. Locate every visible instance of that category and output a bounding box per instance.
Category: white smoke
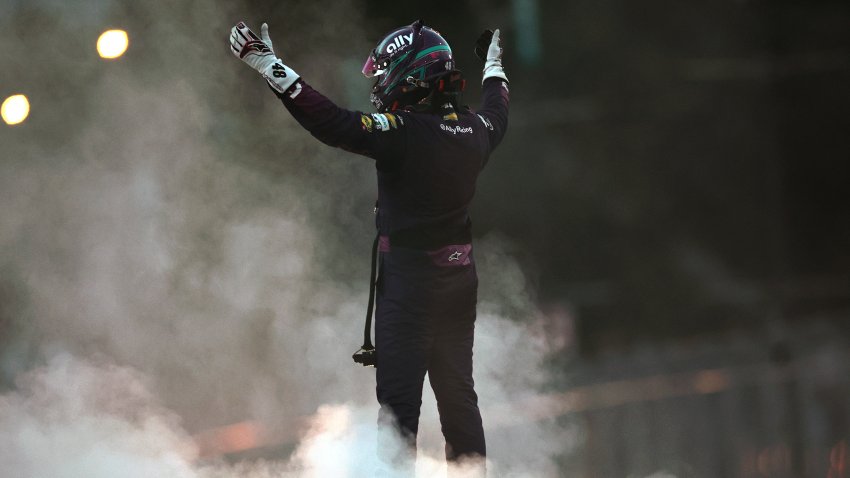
[0,342,555,477]
[0,355,198,478]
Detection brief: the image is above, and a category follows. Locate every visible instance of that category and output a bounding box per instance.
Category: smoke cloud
[0,353,552,477]
[0,0,569,476]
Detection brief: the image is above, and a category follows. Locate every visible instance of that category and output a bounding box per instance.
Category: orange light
[194,421,265,457]
[830,440,848,478]
[693,370,730,394]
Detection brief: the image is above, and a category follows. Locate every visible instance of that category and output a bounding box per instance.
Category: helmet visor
[361,50,389,78]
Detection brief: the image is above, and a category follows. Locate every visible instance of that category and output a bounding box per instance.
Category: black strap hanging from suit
[352,211,380,367]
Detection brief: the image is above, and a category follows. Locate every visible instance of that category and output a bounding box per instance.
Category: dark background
[359,0,850,352]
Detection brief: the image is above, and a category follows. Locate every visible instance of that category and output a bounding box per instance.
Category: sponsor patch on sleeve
[362,113,403,133]
[371,113,390,132]
[360,114,374,132]
[385,113,399,129]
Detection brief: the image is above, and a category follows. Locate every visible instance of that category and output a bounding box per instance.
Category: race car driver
[229,18,509,469]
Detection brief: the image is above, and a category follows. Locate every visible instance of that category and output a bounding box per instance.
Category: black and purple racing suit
[274,76,509,461]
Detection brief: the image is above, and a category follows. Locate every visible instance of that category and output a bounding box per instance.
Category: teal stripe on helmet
[382,65,426,94]
[383,51,412,80]
[381,45,451,95]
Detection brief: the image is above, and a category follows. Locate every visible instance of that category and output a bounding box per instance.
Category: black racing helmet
[362,20,462,112]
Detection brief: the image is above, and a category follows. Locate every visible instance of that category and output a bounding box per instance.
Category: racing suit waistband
[379,235,473,267]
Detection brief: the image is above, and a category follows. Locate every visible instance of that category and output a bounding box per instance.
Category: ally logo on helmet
[384,33,414,54]
[362,20,459,112]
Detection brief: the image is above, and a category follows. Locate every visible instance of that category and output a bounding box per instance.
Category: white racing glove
[479,28,508,84]
[229,22,299,94]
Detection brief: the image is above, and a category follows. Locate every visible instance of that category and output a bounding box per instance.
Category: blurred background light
[512,0,542,65]
[97,29,129,59]
[1,94,30,125]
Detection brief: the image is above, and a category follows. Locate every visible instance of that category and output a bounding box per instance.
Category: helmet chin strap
[406,76,431,89]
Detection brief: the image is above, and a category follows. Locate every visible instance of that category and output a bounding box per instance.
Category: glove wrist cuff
[482,60,508,84]
[260,59,300,94]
